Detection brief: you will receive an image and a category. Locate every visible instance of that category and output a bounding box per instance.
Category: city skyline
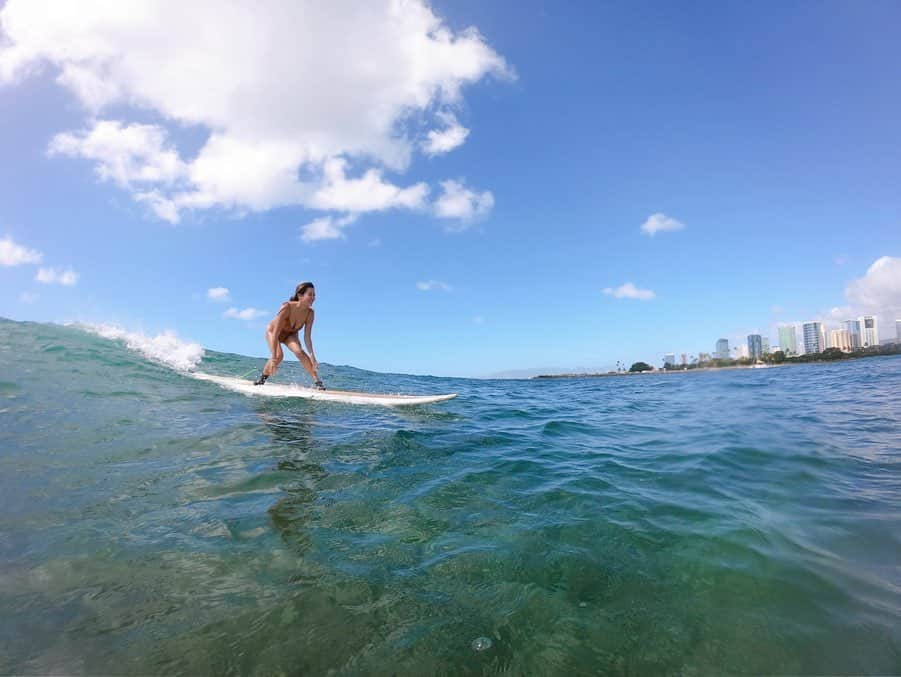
[661,313,897,367]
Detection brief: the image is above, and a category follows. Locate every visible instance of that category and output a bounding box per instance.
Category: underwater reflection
[256,410,329,556]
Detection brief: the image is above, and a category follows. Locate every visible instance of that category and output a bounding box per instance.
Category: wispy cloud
[19,291,38,304]
[300,213,358,242]
[422,112,470,156]
[640,213,685,236]
[224,307,267,321]
[602,282,655,300]
[207,286,231,302]
[36,267,78,286]
[417,280,453,292]
[434,179,494,228]
[0,236,42,266]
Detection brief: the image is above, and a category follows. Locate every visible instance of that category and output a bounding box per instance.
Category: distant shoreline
[532,364,775,379]
[532,351,900,379]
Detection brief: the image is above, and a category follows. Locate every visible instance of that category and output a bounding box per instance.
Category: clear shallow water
[1,318,900,675]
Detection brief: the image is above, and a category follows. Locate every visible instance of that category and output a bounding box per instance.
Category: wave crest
[74,322,204,372]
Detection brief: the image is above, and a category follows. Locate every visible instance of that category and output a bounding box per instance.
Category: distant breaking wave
[71,322,205,372]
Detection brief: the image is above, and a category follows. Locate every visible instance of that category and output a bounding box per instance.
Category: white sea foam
[73,322,204,372]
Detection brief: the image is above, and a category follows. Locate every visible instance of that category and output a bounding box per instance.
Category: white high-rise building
[802,321,826,354]
[778,325,797,355]
[842,319,861,349]
[859,315,879,348]
[896,319,901,342]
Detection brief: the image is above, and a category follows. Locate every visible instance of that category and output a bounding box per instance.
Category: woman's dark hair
[290,281,314,302]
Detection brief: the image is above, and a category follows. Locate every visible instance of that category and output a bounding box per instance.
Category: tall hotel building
[715,338,729,360]
[747,334,763,359]
[802,321,826,354]
[842,319,861,349]
[859,315,879,347]
[897,319,901,342]
[828,329,852,352]
[778,325,797,355]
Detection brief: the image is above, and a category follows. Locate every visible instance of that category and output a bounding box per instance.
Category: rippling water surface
[1,318,900,675]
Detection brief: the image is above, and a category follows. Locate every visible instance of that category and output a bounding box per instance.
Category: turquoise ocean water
[1,318,900,675]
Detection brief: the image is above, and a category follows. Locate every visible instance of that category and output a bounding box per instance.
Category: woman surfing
[254,282,324,389]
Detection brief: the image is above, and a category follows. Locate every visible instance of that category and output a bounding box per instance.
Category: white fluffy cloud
[845,256,901,311]
[602,282,655,300]
[48,120,188,189]
[809,256,901,342]
[36,267,78,285]
[434,179,494,227]
[640,213,685,236]
[0,1,510,229]
[207,287,230,302]
[417,280,453,292]
[310,158,428,213]
[224,307,267,321]
[0,236,42,266]
[422,112,470,155]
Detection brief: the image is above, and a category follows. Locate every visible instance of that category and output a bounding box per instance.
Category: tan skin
[262,286,320,382]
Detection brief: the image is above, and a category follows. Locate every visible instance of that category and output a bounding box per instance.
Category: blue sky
[1,0,900,377]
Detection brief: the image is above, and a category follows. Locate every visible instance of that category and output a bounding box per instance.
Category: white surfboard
[192,372,457,406]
